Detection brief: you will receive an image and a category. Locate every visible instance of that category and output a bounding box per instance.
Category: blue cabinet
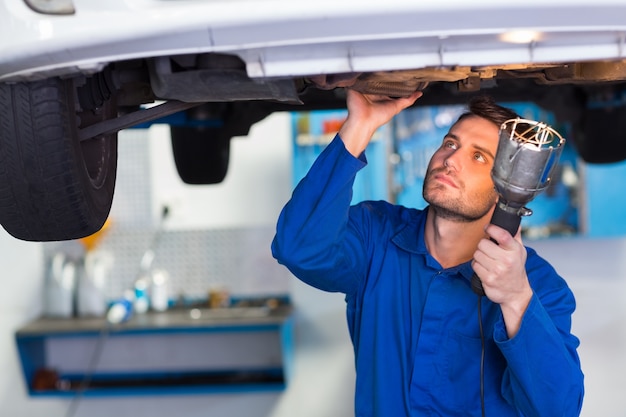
[15,306,293,397]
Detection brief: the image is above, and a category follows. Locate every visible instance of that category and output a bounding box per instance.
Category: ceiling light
[24,0,75,15]
[500,30,543,44]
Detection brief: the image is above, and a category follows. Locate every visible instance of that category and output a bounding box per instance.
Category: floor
[569,277,626,417]
[532,237,626,417]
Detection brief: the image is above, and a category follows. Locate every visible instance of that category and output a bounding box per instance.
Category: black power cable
[64,206,171,416]
[64,325,111,417]
[477,295,486,417]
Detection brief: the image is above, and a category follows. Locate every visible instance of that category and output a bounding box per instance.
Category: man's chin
[427,203,491,223]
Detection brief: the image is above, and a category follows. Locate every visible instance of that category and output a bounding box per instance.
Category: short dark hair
[456,95,519,130]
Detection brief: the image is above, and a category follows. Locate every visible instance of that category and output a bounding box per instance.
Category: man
[272,89,584,416]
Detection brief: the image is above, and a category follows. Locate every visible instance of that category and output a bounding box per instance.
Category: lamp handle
[470,202,521,296]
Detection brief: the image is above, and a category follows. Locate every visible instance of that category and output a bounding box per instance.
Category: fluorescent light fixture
[24,0,75,15]
[500,30,544,44]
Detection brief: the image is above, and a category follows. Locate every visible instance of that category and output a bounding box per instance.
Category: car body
[2,0,626,241]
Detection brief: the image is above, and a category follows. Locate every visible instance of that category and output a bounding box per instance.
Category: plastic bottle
[77,251,113,317]
[106,290,134,324]
[44,253,77,318]
[150,269,170,312]
[133,274,150,314]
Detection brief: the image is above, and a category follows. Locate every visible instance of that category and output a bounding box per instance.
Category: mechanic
[271,89,584,416]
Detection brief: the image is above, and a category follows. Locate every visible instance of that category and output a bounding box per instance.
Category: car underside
[2,51,626,242]
[110,53,626,163]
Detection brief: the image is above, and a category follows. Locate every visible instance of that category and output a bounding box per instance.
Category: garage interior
[1,103,624,417]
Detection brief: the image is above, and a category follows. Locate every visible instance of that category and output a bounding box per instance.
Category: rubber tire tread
[0,78,117,241]
[170,126,230,185]
[577,105,626,163]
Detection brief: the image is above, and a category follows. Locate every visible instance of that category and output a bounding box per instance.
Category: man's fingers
[484,223,517,249]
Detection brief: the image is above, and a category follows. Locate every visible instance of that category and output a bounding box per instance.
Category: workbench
[15,305,294,397]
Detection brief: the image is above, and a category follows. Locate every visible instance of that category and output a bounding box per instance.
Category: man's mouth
[433,173,458,189]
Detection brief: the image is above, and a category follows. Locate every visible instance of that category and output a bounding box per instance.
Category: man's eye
[474,153,486,162]
[444,141,457,149]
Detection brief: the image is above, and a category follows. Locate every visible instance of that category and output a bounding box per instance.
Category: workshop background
[1,103,626,416]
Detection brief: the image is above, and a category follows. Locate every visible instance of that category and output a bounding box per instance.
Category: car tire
[577,104,626,164]
[170,126,230,184]
[0,78,117,241]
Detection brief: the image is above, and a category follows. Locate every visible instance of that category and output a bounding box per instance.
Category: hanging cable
[64,325,111,417]
[64,205,170,416]
[477,295,486,417]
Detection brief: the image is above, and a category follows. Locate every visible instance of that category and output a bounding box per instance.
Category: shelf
[15,305,294,397]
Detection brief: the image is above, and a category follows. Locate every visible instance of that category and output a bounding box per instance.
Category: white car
[1,0,625,241]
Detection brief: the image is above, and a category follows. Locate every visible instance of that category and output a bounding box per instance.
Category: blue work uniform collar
[391,206,475,281]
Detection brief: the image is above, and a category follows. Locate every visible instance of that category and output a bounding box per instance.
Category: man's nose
[443,153,459,171]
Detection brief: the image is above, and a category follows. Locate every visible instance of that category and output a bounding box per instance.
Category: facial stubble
[422,169,498,223]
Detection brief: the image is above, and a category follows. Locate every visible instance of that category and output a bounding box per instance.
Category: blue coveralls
[272,135,584,417]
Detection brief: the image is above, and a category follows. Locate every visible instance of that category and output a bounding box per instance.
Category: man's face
[422,115,500,222]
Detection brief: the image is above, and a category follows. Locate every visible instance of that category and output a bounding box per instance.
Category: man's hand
[472,224,533,338]
[339,89,422,157]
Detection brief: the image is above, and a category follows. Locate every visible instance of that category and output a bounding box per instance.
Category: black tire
[170,126,230,184]
[577,104,626,164]
[0,77,117,241]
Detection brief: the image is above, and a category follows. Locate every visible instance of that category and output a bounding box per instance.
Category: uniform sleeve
[271,134,368,294]
[494,253,585,417]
